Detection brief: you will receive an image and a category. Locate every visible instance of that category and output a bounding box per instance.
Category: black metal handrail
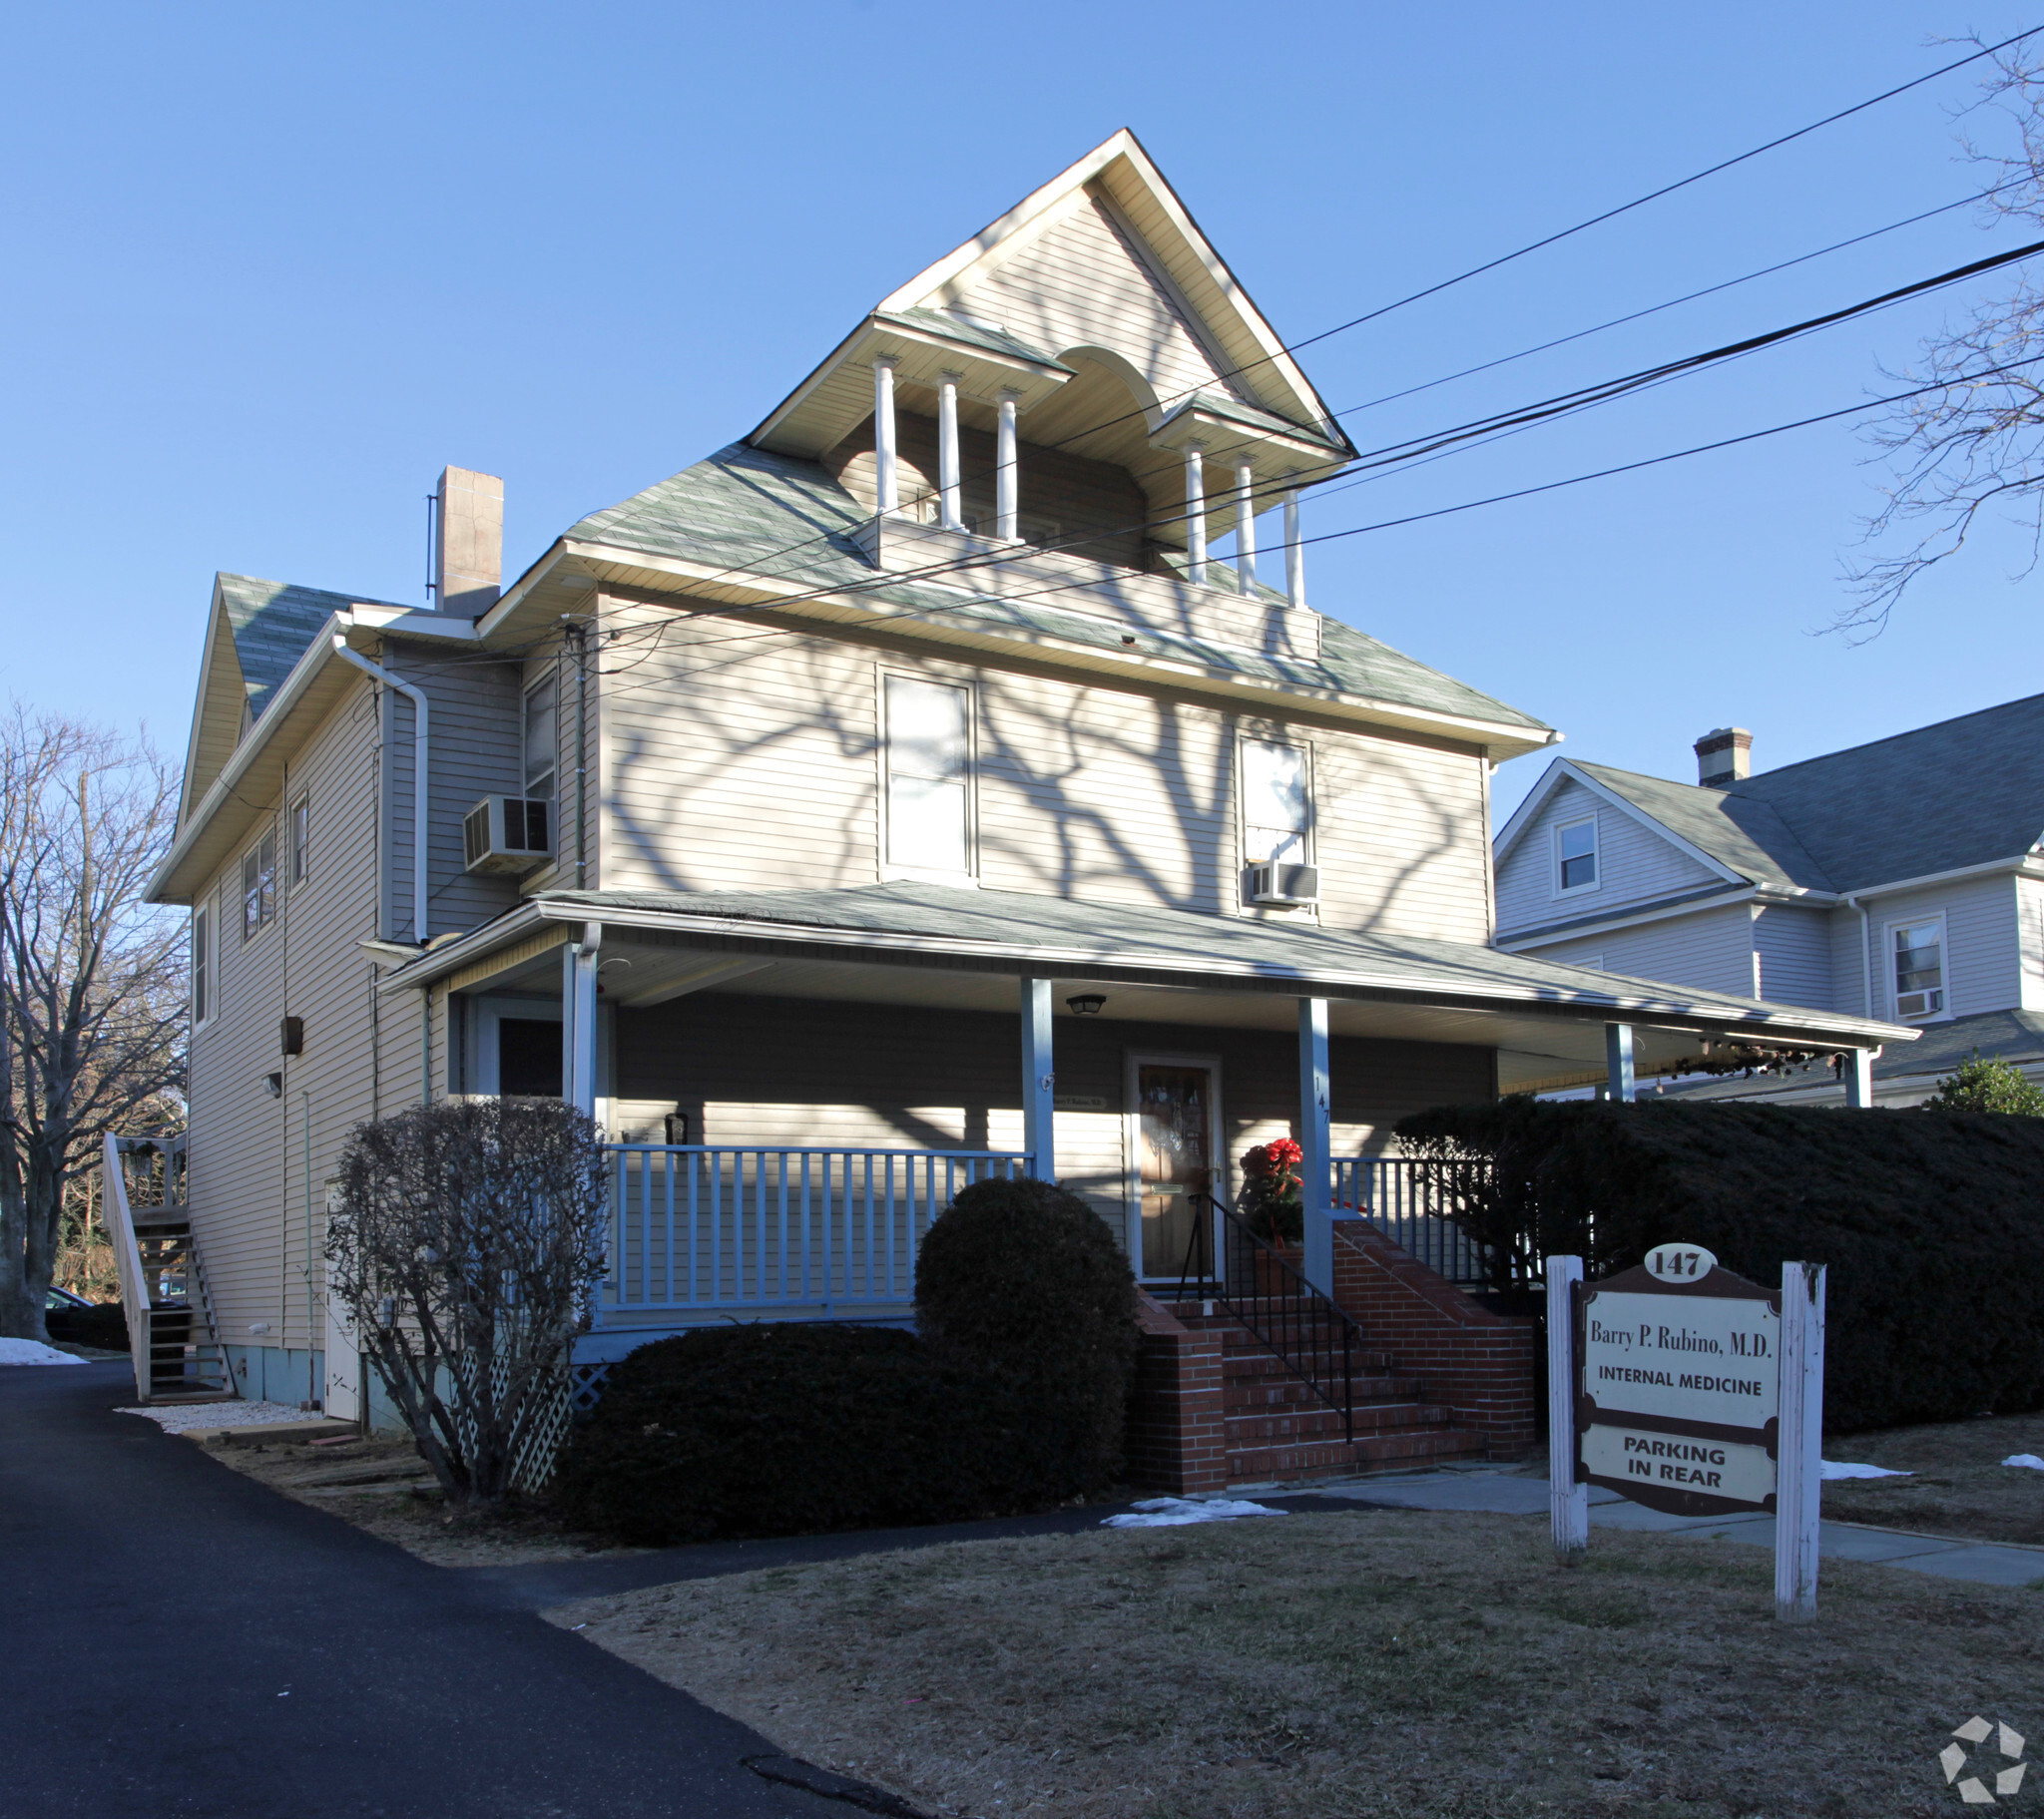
[1174,1191,1362,1443]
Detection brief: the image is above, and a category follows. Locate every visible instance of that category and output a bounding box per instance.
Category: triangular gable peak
[749,131,1354,548]
[1493,758,1751,889]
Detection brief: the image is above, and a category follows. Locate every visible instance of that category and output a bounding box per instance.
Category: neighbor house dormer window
[1555,816,1598,894]
[884,675,974,877]
[1890,916,1946,1020]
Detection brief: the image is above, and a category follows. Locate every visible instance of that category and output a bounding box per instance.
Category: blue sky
[6,1,2040,824]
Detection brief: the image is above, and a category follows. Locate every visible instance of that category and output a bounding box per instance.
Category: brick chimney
[1695,726,1753,788]
[433,466,503,617]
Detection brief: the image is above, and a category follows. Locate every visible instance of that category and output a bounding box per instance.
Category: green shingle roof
[216,575,408,722]
[566,444,1551,736]
[878,308,1074,372]
[1570,759,1832,889]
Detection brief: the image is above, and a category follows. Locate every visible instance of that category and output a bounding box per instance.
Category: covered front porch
[390,880,1908,1358]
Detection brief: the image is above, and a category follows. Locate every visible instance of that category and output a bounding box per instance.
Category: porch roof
[392,880,1911,1088]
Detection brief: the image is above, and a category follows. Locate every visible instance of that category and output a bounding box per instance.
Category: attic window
[1555,816,1598,894]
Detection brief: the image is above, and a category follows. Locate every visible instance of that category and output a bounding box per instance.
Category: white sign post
[1548,1244,1827,1623]
[1546,1253,1588,1564]
[1774,1261,1826,1624]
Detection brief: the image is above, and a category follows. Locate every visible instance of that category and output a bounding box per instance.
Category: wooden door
[1136,1063,1216,1280]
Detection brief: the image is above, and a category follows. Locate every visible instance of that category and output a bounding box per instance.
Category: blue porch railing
[599,1145,1031,1318]
[1332,1155,1503,1287]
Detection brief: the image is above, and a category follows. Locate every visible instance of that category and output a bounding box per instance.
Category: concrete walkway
[1316,1465,2044,1588]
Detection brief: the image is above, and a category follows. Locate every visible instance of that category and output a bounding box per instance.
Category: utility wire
[649,27,2042,603]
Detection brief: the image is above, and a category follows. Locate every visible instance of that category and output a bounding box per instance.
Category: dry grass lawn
[208,1434,634,1568]
[1822,1414,2044,1545]
[550,1509,2044,1819]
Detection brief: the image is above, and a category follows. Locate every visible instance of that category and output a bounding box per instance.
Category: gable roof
[565,442,1552,743]
[1571,760,1833,889]
[1723,694,2044,890]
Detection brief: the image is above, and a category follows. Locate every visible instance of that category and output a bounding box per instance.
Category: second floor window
[1556,816,1598,892]
[242,827,276,941]
[885,676,972,874]
[524,673,559,799]
[289,793,309,884]
[1241,738,1309,865]
[1892,918,1945,1019]
[192,903,212,1024]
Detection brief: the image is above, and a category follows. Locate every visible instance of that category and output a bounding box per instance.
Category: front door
[1135,1062,1218,1280]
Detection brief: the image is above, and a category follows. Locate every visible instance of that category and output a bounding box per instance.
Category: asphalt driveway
[0,1362,884,1819]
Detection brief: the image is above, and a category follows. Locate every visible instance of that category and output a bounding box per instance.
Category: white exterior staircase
[103,1133,236,1405]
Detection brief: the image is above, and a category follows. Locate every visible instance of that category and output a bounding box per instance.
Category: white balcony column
[871,355,900,515]
[1843,1047,1874,1108]
[1605,1022,1636,1104]
[1020,976,1055,1177]
[1184,441,1208,584]
[563,921,603,1117]
[1297,997,1333,1295]
[1235,459,1258,596]
[1282,473,1306,608]
[995,389,1021,541]
[936,371,964,531]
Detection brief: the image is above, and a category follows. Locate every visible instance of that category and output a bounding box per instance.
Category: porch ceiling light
[1066,993,1107,1017]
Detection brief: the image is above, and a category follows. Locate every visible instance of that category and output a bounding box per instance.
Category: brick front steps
[1156,1301,1488,1485]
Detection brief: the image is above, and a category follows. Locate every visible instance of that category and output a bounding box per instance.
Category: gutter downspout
[333,639,428,945]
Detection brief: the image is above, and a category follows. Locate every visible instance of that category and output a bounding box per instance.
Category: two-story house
[142,132,1900,1479]
[1493,700,2044,1103]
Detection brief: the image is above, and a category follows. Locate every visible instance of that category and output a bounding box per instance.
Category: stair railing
[1176,1191,1361,1443]
[101,1133,153,1402]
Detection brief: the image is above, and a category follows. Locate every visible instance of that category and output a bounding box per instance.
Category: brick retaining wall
[1123,1292,1229,1494]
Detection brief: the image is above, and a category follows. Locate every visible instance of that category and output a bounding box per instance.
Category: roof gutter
[331,640,429,943]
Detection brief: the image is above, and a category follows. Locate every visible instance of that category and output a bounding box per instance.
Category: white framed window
[289,792,309,885]
[1554,815,1599,895]
[523,672,559,800]
[883,674,974,878]
[1888,914,1947,1020]
[1240,737,1310,866]
[241,825,276,942]
[192,900,213,1027]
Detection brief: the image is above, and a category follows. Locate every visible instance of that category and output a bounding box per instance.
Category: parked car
[44,1286,129,1353]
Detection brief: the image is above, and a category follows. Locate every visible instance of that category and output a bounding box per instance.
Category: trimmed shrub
[1396,1098,2044,1432]
[1921,1054,2044,1115]
[914,1176,1139,1493]
[549,1323,1065,1545]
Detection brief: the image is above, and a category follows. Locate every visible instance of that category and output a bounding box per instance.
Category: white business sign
[1580,1423,1777,1504]
[1581,1289,1780,1431]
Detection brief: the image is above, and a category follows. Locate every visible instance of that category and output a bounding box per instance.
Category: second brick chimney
[1695,726,1753,788]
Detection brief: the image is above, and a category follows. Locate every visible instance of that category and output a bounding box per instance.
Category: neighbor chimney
[1695,726,1753,788]
[433,466,503,617]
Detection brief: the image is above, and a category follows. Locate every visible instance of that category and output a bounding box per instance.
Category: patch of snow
[116,1400,309,1434]
[1820,1460,1911,1480]
[0,1337,86,1366]
[2003,1455,2044,1472]
[1103,1496,1288,1529]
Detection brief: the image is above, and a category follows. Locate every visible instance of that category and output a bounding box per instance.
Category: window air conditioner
[1895,989,1943,1019]
[1249,862,1319,907]
[463,796,553,875]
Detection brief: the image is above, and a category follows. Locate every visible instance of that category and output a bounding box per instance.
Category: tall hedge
[914,1176,1140,1494]
[549,1323,1067,1545]
[1396,1098,2044,1432]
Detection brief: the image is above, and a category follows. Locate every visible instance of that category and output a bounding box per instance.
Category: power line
[650,31,2042,609]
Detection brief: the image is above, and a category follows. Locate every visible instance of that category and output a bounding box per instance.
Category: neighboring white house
[143,131,1901,1459]
[1493,702,2044,1103]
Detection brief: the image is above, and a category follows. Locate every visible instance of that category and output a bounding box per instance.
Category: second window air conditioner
[1249,862,1319,906]
[463,795,553,875]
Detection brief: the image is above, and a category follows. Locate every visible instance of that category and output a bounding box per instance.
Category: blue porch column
[1605,1022,1636,1103]
[563,922,602,1117]
[1298,997,1332,1295]
[1843,1047,1874,1107]
[1020,977,1054,1177]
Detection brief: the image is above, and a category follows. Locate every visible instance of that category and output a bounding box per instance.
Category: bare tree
[324,1098,610,1508]
[1844,38,2044,636]
[0,710,186,1341]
